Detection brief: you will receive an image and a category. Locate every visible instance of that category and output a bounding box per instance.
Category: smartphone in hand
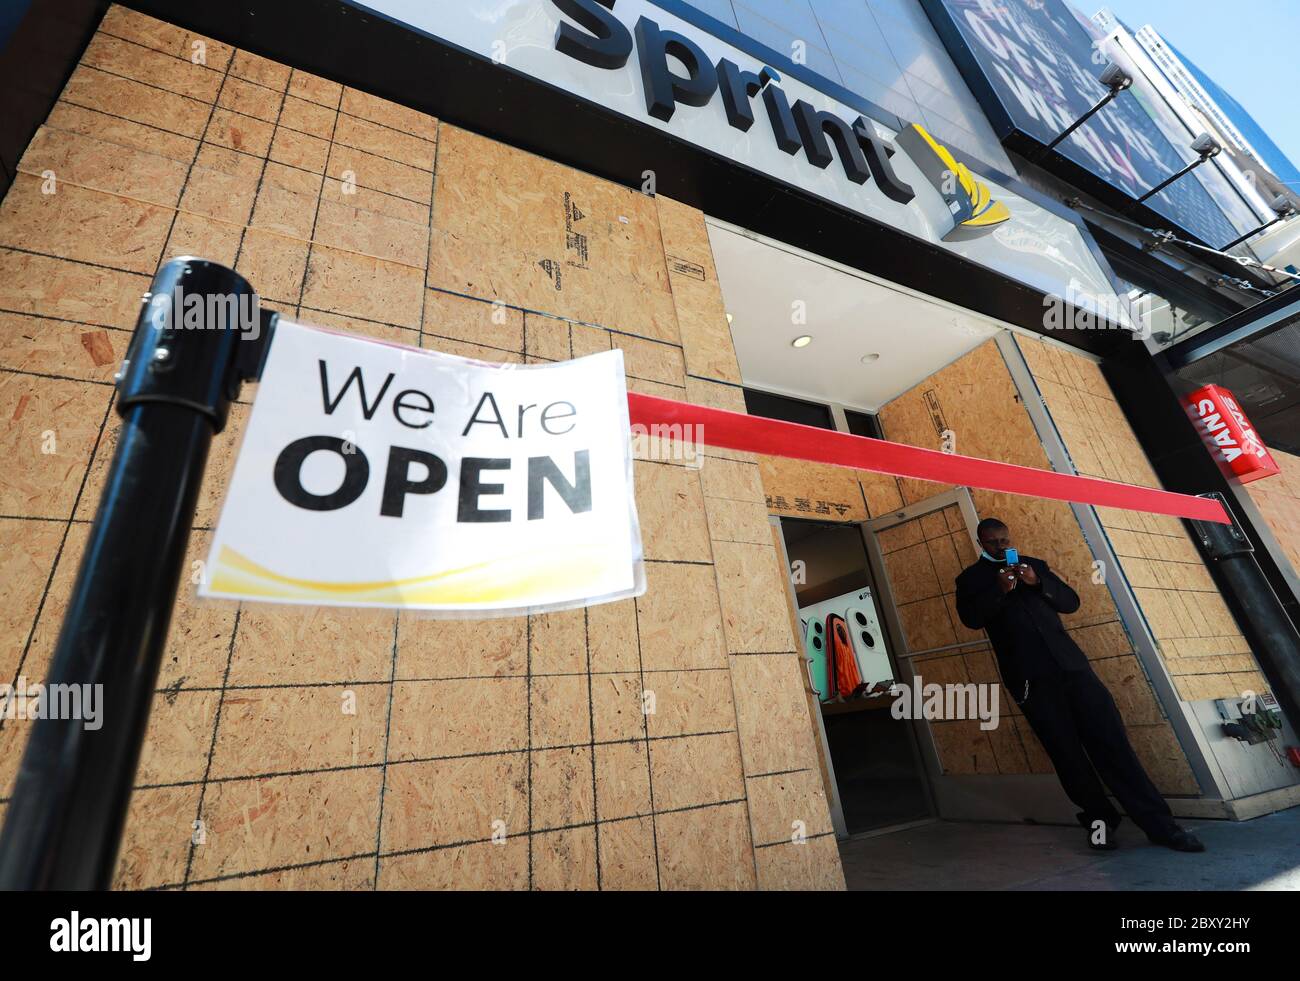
[1004,547,1019,567]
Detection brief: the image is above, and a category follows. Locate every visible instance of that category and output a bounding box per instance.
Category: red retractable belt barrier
[627,393,1230,525]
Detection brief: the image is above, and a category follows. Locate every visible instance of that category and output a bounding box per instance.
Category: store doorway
[712,218,1073,829]
[860,489,1073,823]
[778,516,934,836]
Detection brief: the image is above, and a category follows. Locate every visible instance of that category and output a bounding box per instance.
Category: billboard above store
[351,0,1133,328]
[919,0,1240,247]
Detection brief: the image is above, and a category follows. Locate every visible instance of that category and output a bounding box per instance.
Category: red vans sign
[1186,384,1280,483]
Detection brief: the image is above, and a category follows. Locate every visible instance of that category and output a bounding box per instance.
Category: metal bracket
[116,257,271,432]
[1189,492,1254,560]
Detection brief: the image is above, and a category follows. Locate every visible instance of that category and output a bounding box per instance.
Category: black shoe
[1151,828,1206,853]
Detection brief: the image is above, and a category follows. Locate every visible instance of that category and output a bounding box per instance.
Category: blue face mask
[980,548,1000,563]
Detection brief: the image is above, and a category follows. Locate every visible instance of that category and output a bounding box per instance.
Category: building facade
[1128,20,1300,196]
[0,0,1298,890]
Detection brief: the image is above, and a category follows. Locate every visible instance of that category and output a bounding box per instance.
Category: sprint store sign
[202,321,645,615]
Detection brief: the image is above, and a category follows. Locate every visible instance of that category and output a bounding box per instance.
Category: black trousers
[1018,663,1178,841]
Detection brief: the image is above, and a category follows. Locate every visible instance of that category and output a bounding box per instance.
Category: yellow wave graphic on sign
[897,123,1011,236]
[209,544,614,605]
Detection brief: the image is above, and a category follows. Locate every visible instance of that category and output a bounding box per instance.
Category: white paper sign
[201,320,645,615]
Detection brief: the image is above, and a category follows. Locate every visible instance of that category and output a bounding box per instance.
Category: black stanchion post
[1191,492,1300,725]
[0,257,275,890]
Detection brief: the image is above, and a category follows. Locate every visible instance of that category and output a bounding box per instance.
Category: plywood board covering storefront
[761,336,1206,793]
[0,5,841,890]
[1014,335,1268,706]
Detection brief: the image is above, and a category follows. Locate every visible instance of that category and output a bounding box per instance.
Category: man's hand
[997,567,1019,593]
[1017,563,1039,586]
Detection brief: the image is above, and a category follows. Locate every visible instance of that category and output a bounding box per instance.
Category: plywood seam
[9,165,430,274]
[179,47,264,890]
[753,830,837,849]
[68,55,437,174]
[0,391,117,697]
[420,282,679,347]
[370,617,402,888]
[630,589,663,890]
[0,305,135,334]
[0,240,152,282]
[582,606,603,888]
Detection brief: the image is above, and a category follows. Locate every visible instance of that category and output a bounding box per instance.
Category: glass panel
[743,388,836,429]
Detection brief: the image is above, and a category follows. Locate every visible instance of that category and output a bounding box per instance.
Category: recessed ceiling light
[792,335,813,348]
[861,352,880,363]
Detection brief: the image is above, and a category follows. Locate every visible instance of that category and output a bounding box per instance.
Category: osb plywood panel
[378,840,529,891]
[754,834,846,890]
[729,653,824,777]
[765,510,841,818]
[0,311,127,385]
[0,721,30,800]
[190,768,385,881]
[760,456,868,521]
[876,340,1195,790]
[634,461,712,563]
[433,126,667,294]
[879,341,1115,624]
[745,769,835,846]
[596,816,659,889]
[99,4,234,71]
[713,542,798,653]
[1018,334,1262,707]
[0,174,173,274]
[110,785,201,890]
[882,339,1046,470]
[653,195,741,384]
[758,443,910,523]
[653,801,757,890]
[668,270,742,384]
[427,227,679,343]
[648,732,746,811]
[702,457,766,504]
[0,5,846,891]
[0,517,63,683]
[636,563,727,671]
[1126,724,1201,795]
[684,375,758,465]
[16,524,92,686]
[930,720,999,775]
[643,668,738,739]
[704,495,772,545]
[191,857,375,890]
[1246,448,1300,578]
[426,126,682,344]
[656,195,717,280]
[0,247,149,327]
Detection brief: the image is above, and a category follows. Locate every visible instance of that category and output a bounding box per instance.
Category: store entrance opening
[712,217,1076,832]
[779,517,933,835]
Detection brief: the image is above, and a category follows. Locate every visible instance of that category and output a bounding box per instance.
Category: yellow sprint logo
[896,123,1011,240]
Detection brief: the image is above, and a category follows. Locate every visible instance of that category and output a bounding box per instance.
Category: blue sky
[1102,0,1300,174]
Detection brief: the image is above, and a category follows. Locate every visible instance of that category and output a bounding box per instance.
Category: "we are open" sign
[201,320,645,616]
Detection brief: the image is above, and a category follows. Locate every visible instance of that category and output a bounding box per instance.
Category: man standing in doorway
[955,517,1205,853]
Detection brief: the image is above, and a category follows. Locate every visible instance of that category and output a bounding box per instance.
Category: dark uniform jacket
[954,555,1087,703]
